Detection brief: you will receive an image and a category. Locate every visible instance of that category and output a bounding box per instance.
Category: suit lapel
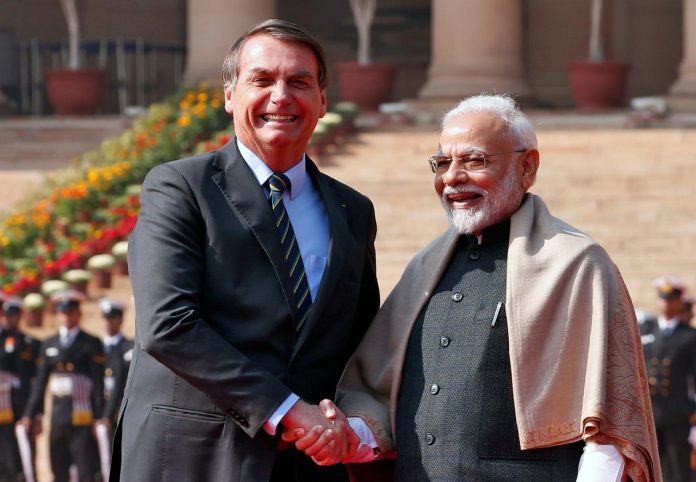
[292,160,350,356]
[210,140,298,318]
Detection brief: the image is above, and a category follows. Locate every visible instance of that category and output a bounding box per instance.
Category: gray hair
[221,19,329,89]
[441,94,537,150]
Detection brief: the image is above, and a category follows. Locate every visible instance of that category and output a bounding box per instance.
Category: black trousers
[657,424,692,482]
[0,424,21,481]
[270,449,349,482]
[49,425,97,482]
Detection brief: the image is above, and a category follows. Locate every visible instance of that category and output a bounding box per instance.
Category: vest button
[470,251,480,260]
[439,337,450,347]
[430,384,440,395]
[451,292,463,302]
[425,433,435,445]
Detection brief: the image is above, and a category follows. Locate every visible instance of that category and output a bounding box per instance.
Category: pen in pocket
[491,301,503,326]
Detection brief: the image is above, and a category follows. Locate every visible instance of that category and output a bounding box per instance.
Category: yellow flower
[211,98,222,109]
[177,114,192,127]
[197,92,209,103]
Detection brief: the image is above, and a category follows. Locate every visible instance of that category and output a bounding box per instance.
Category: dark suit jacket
[103,336,133,422]
[641,319,696,427]
[25,330,105,430]
[111,140,380,482]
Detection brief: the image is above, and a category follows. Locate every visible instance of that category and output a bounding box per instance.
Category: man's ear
[223,84,234,115]
[519,148,540,190]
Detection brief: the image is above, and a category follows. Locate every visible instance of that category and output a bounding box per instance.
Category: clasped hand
[280,399,359,465]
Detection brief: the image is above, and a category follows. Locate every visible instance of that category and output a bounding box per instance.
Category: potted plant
[112,241,129,276]
[569,0,630,110]
[62,268,92,295]
[41,279,70,313]
[23,293,47,327]
[87,254,116,289]
[336,0,396,111]
[44,0,106,115]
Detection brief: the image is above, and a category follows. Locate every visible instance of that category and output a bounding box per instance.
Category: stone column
[669,0,696,111]
[184,0,276,82]
[418,0,530,102]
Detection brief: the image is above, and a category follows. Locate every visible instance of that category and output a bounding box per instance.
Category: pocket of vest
[151,404,226,423]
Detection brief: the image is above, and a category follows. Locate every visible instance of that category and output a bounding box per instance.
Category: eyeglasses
[427,149,527,174]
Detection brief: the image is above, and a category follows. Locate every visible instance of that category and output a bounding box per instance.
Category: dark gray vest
[395,221,582,481]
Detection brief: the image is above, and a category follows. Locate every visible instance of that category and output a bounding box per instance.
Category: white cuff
[346,416,380,463]
[577,443,625,482]
[262,393,300,436]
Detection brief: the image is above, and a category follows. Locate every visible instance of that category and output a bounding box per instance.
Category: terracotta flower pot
[336,62,396,111]
[569,60,630,111]
[115,258,129,276]
[44,68,106,116]
[93,270,113,290]
[26,309,44,328]
[69,280,89,296]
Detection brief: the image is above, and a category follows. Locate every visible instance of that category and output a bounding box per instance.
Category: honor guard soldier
[0,296,39,482]
[641,277,696,482]
[99,298,132,425]
[18,290,105,482]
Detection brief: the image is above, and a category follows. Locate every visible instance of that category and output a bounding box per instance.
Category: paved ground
[2,114,696,480]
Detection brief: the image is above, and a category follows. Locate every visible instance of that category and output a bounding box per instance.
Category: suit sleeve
[129,164,291,436]
[24,341,49,418]
[90,338,105,420]
[346,200,380,355]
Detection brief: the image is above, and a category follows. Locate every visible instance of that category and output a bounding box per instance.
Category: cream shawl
[337,194,660,482]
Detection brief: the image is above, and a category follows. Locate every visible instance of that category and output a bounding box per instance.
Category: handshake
[280,399,370,466]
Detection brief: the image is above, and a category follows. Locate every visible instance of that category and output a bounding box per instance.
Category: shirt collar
[237,139,307,200]
[658,316,680,331]
[59,326,80,341]
[104,333,123,346]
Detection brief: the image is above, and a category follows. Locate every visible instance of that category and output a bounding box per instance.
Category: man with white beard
[286,94,662,481]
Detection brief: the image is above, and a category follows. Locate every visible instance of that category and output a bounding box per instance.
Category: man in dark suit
[0,297,40,482]
[0,296,32,482]
[98,298,132,425]
[641,277,696,482]
[19,290,105,482]
[110,19,380,482]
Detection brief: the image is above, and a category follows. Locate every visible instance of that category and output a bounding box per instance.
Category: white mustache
[442,185,487,197]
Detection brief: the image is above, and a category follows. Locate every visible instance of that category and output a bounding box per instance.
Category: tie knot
[267,174,291,195]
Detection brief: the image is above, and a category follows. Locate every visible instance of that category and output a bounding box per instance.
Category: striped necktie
[266,174,312,331]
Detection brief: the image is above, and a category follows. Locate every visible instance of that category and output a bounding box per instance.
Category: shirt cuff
[577,442,625,482]
[262,393,300,436]
[346,416,380,463]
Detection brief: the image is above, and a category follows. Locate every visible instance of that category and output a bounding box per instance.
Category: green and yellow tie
[266,174,312,331]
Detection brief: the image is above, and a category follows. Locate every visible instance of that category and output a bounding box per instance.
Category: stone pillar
[418,0,530,102]
[185,0,276,83]
[669,0,696,111]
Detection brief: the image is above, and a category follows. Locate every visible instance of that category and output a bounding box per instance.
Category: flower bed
[0,83,229,296]
[0,87,358,298]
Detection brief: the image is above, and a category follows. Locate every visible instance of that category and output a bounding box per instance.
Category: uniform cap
[2,297,23,314]
[652,276,686,300]
[99,298,125,318]
[51,289,86,312]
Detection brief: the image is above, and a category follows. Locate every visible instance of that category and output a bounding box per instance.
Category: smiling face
[435,113,539,235]
[224,34,327,171]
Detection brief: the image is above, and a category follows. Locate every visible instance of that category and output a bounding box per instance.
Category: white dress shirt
[237,140,329,435]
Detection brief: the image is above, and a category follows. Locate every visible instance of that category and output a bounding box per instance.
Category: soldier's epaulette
[94,354,106,364]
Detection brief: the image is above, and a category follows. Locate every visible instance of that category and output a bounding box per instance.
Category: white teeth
[264,114,294,121]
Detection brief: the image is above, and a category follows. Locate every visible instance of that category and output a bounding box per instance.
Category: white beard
[441,165,523,235]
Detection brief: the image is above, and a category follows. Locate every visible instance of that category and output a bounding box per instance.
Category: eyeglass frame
[427,149,528,174]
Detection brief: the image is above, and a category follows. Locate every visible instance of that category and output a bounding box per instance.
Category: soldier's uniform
[0,298,39,482]
[99,299,132,423]
[641,279,696,482]
[23,292,105,482]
